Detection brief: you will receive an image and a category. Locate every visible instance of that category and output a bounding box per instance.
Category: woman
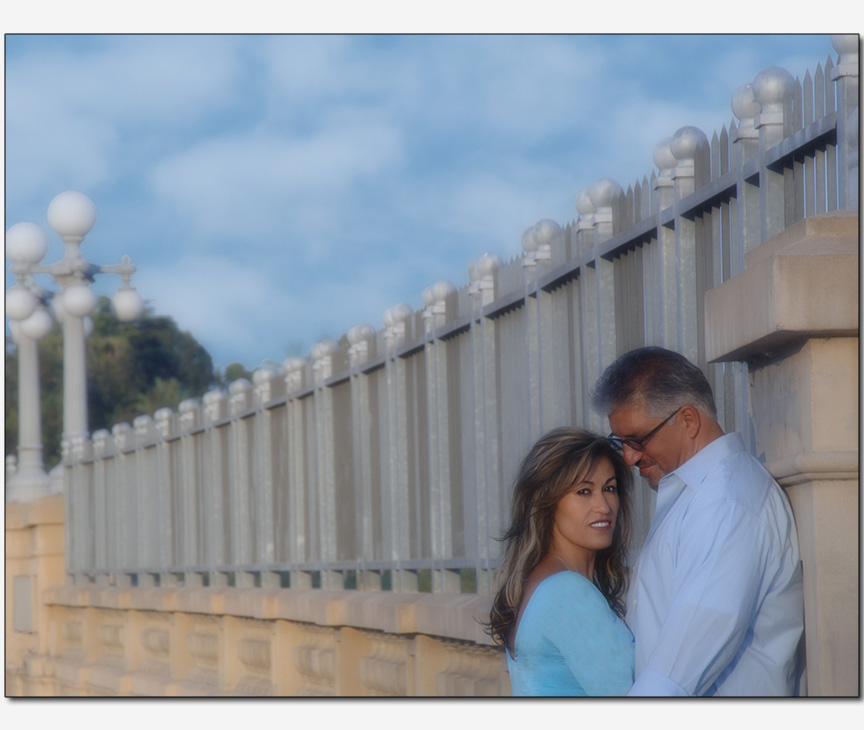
[488,427,634,696]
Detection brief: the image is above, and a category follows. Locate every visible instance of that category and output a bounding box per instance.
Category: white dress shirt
[626,433,805,696]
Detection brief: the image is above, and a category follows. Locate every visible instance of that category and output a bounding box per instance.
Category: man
[591,346,804,696]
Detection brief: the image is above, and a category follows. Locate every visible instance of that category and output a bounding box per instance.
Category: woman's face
[551,456,620,560]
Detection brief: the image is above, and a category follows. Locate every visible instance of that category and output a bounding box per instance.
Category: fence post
[731,82,762,269]
[178,398,203,585]
[588,179,621,390]
[91,429,111,583]
[672,125,708,363]
[202,388,228,587]
[311,340,342,589]
[521,220,558,441]
[347,324,380,590]
[283,357,310,588]
[154,407,176,585]
[830,35,859,212]
[382,304,416,592]
[467,254,502,594]
[421,281,459,593]
[753,66,795,242]
[134,415,157,586]
[111,422,134,586]
[651,140,680,352]
[574,188,599,430]
[228,379,254,587]
[252,366,279,588]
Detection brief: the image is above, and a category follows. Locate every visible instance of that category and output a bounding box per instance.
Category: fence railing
[63,37,859,593]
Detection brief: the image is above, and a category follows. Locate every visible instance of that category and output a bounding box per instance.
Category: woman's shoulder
[531,571,609,610]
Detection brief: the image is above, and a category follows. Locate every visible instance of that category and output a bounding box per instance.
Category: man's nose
[621,444,641,466]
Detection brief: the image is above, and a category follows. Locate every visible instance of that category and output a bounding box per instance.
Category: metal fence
[63,38,859,593]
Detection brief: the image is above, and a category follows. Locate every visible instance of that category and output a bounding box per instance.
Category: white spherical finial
[532,219,561,247]
[111,288,144,322]
[5,286,38,321]
[731,84,761,123]
[422,280,455,307]
[252,366,276,386]
[468,253,502,282]
[574,188,596,217]
[284,356,305,373]
[310,339,340,360]
[6,222,49,265]
[831,34,858,61]
[383,303,413,327]
[62,283,99,318]
[752,67,794,110]
[347,323,376,345]
[20,307,54,340]
[653,137,677,171]
[47,190,97,241]
[588,178,622,209]
[521,225,538,253]
[671,126,708,161]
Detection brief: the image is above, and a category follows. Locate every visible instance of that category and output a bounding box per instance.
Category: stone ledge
[37,583,497,646]
[744,211,858,268]
[414,593,495,646]
[766,451,859,488]
[705,213,859,364]
[341,590,426,635]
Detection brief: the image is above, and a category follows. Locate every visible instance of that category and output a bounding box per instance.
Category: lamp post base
[6,468,52,504]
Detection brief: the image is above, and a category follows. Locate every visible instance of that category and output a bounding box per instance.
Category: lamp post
[5,191,144,503]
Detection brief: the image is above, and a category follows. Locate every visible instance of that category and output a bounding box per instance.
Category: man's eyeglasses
[607,407,682,452]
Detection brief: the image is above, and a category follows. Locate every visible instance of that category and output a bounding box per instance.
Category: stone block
[705,213,858,365]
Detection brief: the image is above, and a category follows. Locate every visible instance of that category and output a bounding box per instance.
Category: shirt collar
[662,432,744,490]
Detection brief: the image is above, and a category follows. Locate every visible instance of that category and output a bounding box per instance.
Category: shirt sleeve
[628,500,771,696]
[537,573,634,696]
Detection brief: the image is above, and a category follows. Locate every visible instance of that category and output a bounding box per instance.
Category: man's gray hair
[590,346,717,419]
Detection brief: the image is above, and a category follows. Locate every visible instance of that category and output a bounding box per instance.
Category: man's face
[607,404,687,488]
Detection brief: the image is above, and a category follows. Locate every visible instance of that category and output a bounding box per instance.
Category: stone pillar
[705,211,859,696]
[5,494,67,695]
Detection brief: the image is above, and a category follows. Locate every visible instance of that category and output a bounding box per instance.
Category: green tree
[5,297,216,470]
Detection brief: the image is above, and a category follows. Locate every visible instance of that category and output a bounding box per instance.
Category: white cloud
[148,121,405,244]
[6,33,837,372]
[133,254,306,369]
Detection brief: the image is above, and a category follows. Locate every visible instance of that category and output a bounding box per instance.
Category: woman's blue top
[505,571,634,696]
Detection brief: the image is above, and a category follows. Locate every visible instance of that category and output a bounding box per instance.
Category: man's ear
[679,404,702,439]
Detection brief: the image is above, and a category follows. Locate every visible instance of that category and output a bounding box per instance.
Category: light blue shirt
[626,433,804,696]
[506,571,634,696]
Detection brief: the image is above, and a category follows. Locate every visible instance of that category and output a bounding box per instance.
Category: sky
[4,30,841,372]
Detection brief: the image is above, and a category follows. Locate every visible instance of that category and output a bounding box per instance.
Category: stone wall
[6,501,510,697]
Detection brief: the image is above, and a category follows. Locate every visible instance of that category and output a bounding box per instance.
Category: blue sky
[5,32,839,371]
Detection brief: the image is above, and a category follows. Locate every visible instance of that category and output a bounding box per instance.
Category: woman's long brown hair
[486,427,632,650]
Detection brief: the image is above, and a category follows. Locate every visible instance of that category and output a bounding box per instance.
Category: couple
[488,347,805,697]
